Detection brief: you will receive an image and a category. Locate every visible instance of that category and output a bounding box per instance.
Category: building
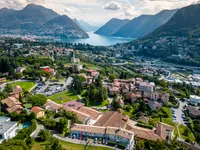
[1,97,23,114]
[70,124,134,150]
[43,99,62,112]
[126,121,174,141]
[0,116,18,143]
[186,105,200,118]
[30,107,45,118]
[94,111,129,128]
[148,101,161,111]
[139,82,154,92]
[190,95,200,106]
[143,92,170,104]
[40,66,55,76]
[9,85,23,99]
[0,78,6,85]
[15,67,26,73]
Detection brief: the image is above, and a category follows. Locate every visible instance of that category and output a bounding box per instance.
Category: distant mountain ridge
[0,4,88,38]
[95,9,177,38]
[95,18,130,36]
[150,4,200,37]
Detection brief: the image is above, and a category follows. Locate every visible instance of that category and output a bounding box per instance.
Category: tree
[183,128,190,136]
[45,137,64,150]
[57,117,68,134]
[39,130,51,142]
[25,136,34,149]
[85,97,89,107]
[29,94,47,106]
[4,84,13,93]
[73,75,85,94]
[28,112,36,121]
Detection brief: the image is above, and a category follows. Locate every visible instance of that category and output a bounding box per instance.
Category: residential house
[186,106,200,118]
[0,116,18,143]
[125,92,141,103]
[0,78,6,85]
[156,122,174,140]
[30,107,45,118]
[148,101,161,111]
[9,85,23,99]
[15,67,26,73]
[43,99,62,112]
[40,66,55,76]
[139,82,154,93]
[1,97,23,114]
[143,92,170,104]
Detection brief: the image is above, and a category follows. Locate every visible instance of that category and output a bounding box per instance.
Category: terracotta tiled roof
[71,124,134,140]
[31,106,44,115]
[1,97,22,108]
[63,101,84,110]
[126,124,161,141]
[78,107,101,120]
[94,111,128,128]
[44,99,62,111]
[156,122,174,140]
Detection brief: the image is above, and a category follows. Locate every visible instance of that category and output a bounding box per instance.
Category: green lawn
[150,107,175,126]
[48,90,79,104]
[81,62,99,69]
[178,124,195,141]
[88,100,110,107]
[23,103,32,109]
[11,81,35,91]
[32,139,113,150]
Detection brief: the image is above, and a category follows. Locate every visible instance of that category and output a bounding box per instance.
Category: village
[0,40,200,150]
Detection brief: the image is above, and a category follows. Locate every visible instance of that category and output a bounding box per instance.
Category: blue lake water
[48,32,133,46]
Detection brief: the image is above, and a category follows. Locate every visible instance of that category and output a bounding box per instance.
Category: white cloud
[0,0,199,25]
[103,1,121,10]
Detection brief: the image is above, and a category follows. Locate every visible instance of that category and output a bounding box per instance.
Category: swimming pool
[22,122,31,128]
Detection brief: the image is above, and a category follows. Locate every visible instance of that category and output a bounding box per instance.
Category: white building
[0,117,18,143]
[70,124,134,150]
[190,95,200,106]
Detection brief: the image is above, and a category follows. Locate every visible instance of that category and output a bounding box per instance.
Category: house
[108,86,120,96]
[190,95,200,106]
[139,82,154,92]
[70,124,134,150]
[143,92,170,104]
[9,85,23,99]
[0,116,18,143]
[1,97,23,114]
[43,99,62,112]
[125,92,141,103]
[15,67,26,73]
[40,66,55,76]
[148,101,161,111]
[30,107,45,118]
[63,101,84,110]
[0,78,6,85]
[186,105,200,118]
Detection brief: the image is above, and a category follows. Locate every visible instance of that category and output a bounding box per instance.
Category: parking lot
[34,83,64,96]
[171,101,188,125]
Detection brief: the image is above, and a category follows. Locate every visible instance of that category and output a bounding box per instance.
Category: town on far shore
[0,39,200,150]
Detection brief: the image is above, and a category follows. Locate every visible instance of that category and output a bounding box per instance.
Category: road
[31,124,44,138]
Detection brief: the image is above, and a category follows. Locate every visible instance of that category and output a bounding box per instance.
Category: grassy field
[32,139,113,150]
[178,124,195,141]
[150,107,175,126]
[11,81,35,91]
[48,90,79,104]
[88,100,110,107]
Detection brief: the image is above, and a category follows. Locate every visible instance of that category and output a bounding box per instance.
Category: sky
[0,0,200,26]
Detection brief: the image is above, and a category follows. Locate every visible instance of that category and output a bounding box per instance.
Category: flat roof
[0,122,17,134]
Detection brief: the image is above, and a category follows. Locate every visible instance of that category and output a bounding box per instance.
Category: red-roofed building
[31,106,45,118]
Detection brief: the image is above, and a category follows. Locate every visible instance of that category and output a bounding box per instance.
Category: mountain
[95,18,130,36]
[73,19,84,30]
[113,9,177,38]
[78,20,99,32]
[151,4,200,37]
[0,4,88,38]
[40,15,88,38]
